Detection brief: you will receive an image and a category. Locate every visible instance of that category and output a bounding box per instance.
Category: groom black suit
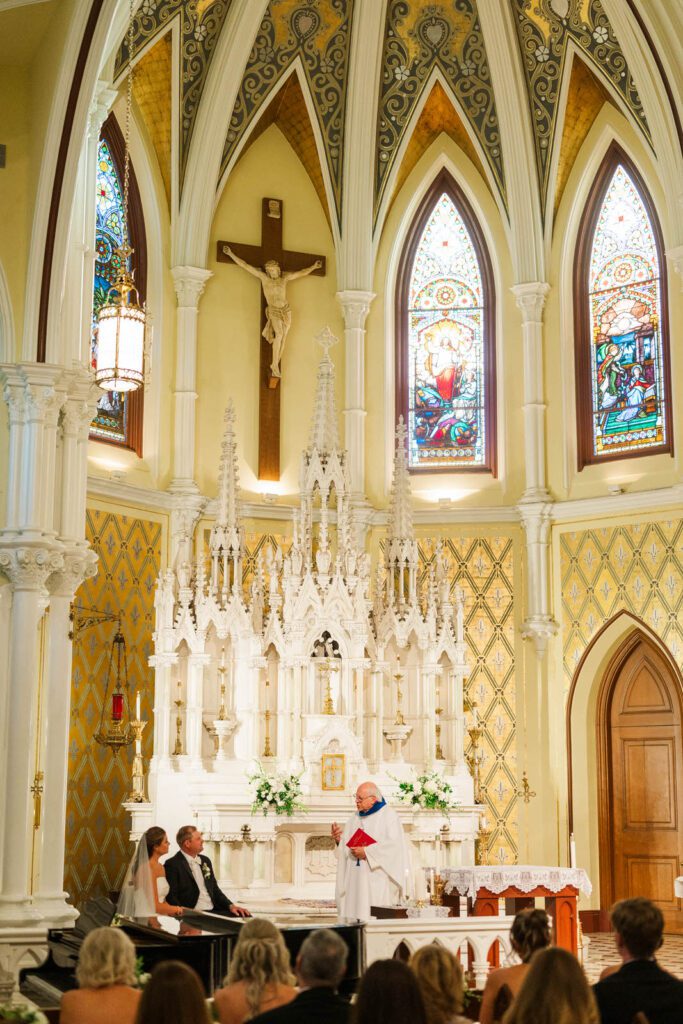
[164,849,236,915]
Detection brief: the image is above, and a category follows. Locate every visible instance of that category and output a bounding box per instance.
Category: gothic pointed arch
[573,142,672,470]
[91,112,147,456]
[395,169,496,475]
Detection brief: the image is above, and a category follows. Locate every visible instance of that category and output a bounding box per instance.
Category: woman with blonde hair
[410,944,469,1024]
[503,947,599,1024]
[59,927,141,1024]
[479,908,551,1024]
[213,917,296,1024]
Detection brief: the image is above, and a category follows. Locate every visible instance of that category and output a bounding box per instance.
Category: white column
[512,283,558,656]
[170,266,213,492]
[185,654,210,769]
[512,283,551,502]
[33,560,95,922]
[0,551,61,924]
[149,654,177,772]
[336,291,374,496]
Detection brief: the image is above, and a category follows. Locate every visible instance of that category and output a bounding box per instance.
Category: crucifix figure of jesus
[217,197,326,481]
[223,247,322,379]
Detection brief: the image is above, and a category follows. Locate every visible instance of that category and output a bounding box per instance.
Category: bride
[117,826,183,919]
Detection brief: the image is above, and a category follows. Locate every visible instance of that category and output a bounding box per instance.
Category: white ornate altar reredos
[132,332,479,900]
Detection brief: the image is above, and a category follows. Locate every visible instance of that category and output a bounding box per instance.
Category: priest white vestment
[335,800,411,921]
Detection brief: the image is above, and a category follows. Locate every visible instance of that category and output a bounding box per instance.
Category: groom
[165,825,251,917]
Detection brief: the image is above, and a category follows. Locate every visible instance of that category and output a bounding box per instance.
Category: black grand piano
[21,899,364,1006]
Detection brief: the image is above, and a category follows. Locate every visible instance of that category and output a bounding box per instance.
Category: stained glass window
[586,163,668,460]
[404,190,491,470]
[90,123,146,452]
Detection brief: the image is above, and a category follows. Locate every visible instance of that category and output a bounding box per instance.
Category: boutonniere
[201,861,211,881]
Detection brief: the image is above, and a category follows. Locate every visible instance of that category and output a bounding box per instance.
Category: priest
[332,781,411,921]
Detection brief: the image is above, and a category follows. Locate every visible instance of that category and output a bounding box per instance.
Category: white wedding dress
[156,875,170,904]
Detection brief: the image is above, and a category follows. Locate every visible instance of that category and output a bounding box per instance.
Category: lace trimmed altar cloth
[440,865,592,898]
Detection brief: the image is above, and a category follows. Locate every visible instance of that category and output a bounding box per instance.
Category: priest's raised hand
[334,782,411,922]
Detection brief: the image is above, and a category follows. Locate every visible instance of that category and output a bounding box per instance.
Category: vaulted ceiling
[114,0,679,238]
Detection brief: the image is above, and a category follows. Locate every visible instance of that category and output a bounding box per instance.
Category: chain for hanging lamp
[95,0,145,393]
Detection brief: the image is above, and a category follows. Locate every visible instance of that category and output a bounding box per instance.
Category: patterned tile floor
[583,932,683,983]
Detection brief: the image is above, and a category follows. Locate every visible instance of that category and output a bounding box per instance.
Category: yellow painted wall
[547,105,682,502]
[368,135,524,510]
[0,65,30,359]
[199,124,343,500]
[65,502,166,905]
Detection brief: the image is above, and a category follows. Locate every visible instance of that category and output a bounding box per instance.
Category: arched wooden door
[598,632,683,932]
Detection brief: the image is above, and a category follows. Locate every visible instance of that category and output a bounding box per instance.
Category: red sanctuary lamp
[95,623,134,754]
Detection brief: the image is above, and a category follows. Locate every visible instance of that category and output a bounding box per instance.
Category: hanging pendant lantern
[95,0,145,393]
[94,618,134,755]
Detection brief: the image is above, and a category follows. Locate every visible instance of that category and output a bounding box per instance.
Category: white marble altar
[132,331,479,899]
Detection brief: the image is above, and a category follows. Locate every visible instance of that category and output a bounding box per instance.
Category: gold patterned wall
[559,518,683,690]
[64,507,163,906]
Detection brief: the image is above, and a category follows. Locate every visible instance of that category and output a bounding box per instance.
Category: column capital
[517,499,554,539]
[88,80,118,142]
[336,290,375,330]
[48,546,98,598]
[0,543,64,591]
[511,282,551,323]
[171,266,213,308]
[520,615,559,655]
[0,363,66,426]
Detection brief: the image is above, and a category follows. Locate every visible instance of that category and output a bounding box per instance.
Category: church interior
[0,0,682,1008]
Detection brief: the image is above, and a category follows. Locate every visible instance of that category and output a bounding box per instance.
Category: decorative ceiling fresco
[115,0,235,191]
[375,0,507,226]
[221,0,354,226]
[132,31,173,207]
[512,0,650,215]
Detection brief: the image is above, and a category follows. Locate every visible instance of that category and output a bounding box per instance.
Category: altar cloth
[439,865,592,898]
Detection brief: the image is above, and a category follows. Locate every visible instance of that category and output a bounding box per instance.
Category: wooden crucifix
[217,197,326,481]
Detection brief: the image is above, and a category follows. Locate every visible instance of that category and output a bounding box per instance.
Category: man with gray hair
[331,780,411,921]
[250,928,350,1023]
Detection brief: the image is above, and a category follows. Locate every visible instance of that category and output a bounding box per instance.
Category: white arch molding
[379,144,509,497]
[0,261,15,363]
[553,112,679,493]
[566,610,682,909]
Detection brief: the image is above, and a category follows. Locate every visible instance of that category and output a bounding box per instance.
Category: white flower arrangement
[248,764,306,817]
[0,1005,48,1024]
[391,770,459,814]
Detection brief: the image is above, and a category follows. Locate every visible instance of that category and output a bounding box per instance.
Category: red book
[346,828,377,849]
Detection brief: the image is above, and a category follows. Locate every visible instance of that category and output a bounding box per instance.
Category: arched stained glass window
[574,144,672,468]
[90,114,146,455]
[396,172,496,473]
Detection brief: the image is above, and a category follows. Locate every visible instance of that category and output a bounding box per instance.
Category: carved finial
[315,325,338,358]
[388,415,414,542]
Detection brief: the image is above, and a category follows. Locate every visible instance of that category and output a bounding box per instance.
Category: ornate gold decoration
[512,0,650,213]
[430,873,446,906]
[435,674,444,760]
[31,772,44,831]
[393,655,405,726]
[475,817,491,865]
[173,682,184,756]
[217,648,228,721]
[321,752,345,791]
[375,0,506,223]
[114,0,235,190]
[126,715,148,803]
[221,0,354,224]
[320,659,338,715]
[517,771,536,804]
[262,676,274,758]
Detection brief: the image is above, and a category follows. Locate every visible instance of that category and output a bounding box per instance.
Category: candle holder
[430,873,446,906]
[320,660,338,715]
[126,718,148,802]
[466,725,483,802]
[475,820,491,866]
[173,682,184,756]
[434,675,444,760]
[262,707,274,757]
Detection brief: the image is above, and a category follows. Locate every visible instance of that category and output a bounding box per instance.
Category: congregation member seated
[352,959,428,1024]
[592,898,683,1024]
[213,918,297,1024]
[59,926,141,1024]
[249,928,350,1024]
[503,946,598,1024]
[135,960,209,1024]
[410,944,469,1024]
[478,908,551,1024]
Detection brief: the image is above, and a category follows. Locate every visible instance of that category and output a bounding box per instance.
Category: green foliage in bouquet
[391,770,459,814]
[248,763,306,817]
